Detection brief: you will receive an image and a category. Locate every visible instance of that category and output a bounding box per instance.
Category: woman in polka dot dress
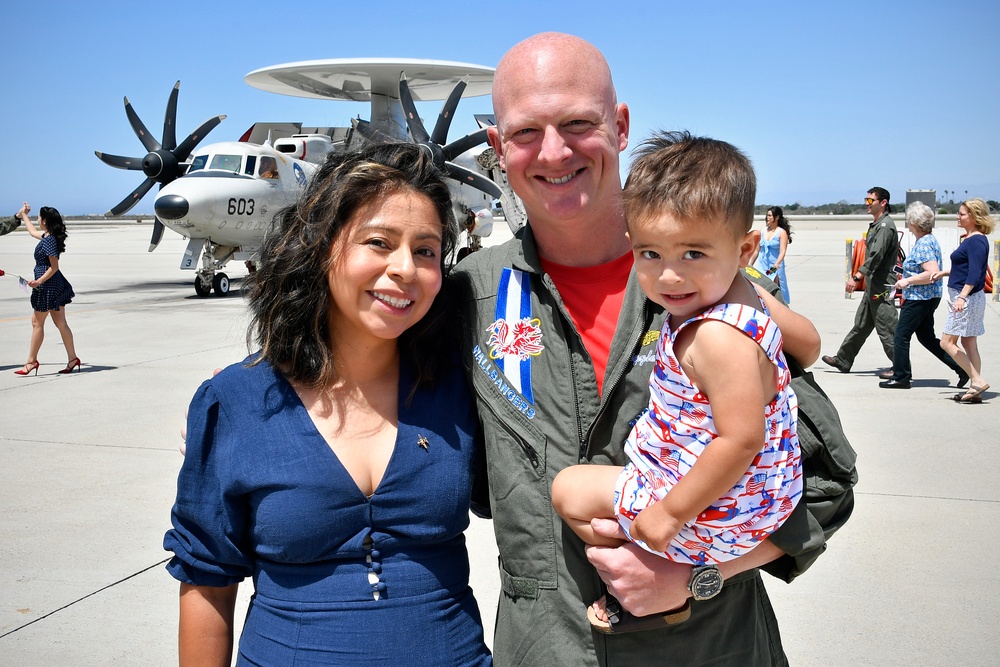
[15,206,80,376]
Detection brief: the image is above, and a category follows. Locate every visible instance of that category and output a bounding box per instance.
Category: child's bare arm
[753,284,821,366]
[629,321,769,553]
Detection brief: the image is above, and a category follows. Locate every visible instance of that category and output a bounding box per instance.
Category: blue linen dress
[30,235,75,312]
[164,356,492,666]
[752,233,790,304]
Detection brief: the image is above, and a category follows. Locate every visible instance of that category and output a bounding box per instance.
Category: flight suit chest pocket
[471,364,558,588]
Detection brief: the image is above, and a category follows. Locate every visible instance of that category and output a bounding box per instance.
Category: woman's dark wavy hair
[766,206,793,244]
[247,142,459,390]
[39,207,68,254]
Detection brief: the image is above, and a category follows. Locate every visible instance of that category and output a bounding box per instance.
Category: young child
[551,131,816,630]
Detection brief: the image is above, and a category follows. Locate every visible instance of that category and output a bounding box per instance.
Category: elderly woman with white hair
[879,201,968,389]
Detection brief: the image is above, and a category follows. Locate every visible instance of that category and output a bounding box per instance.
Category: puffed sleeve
[163,381,254,587]
[41,234,58,257]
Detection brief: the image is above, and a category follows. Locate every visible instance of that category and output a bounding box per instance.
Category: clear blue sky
[3,0,997,215]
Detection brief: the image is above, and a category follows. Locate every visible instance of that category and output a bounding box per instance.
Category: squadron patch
[486,267,543,405]
[486,317,544,361]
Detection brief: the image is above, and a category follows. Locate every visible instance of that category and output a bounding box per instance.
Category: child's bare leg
[551,464,625,547]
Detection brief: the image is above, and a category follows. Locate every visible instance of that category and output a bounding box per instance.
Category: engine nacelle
[273,134,334,165]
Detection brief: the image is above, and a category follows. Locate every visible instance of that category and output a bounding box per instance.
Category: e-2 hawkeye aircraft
[96,58,526,297]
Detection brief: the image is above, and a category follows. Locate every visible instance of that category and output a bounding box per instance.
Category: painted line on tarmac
[0,558,171,639]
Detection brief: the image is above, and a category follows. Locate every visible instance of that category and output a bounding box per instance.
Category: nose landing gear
[190,239,237,297]
[194,271,230,296]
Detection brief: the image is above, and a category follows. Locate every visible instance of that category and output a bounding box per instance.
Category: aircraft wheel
[194,275,212,297]
[213,273,230,296]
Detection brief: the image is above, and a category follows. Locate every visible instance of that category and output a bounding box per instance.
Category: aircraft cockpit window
[188,155,208,173]
[258,156,279,180]
[244,155,257,176]
[209,154,242,172]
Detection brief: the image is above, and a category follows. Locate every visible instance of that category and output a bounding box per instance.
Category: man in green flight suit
[822,187,899,372]
[453,32,855,666]
[0,202,29,237]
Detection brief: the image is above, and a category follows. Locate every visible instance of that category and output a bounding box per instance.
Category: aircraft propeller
[95,81,226,251]
[396,75,502,200]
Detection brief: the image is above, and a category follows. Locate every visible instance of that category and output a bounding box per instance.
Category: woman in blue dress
[164,144,492,666]
[751,206,793,303]
[934,198,994,403]
[15,206,81,376]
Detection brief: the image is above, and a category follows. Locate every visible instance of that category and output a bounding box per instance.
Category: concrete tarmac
[1,218,997,665]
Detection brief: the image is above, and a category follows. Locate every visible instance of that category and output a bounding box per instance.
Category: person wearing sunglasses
[822,187,899,373]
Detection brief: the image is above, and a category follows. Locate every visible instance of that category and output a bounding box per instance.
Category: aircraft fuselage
[154,141,319,249]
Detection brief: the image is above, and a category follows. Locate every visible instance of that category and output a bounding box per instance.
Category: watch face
[691,567,723,600]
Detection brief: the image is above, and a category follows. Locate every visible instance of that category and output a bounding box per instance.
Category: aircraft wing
[244,58,494,102]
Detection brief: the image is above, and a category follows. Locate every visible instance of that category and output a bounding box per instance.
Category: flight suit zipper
[584,298,653,459]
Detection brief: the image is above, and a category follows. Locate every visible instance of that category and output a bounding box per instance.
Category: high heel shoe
[15,361,40,376]
[58,357,82,374]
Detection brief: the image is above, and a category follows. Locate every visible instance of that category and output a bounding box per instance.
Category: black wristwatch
[688,564,724,601]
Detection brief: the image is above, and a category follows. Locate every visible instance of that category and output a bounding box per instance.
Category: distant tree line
[755,199,999,216]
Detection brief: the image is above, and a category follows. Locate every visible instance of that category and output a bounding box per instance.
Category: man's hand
[845,277,858,294]
[588,519,787,615]
[585,518,691,615]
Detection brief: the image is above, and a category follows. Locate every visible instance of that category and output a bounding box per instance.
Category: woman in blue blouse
[933,198,994,403]
[164,144,491,666]
[879,202,966,389]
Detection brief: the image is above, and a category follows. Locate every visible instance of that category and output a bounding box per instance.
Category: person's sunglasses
[864,197,876,204]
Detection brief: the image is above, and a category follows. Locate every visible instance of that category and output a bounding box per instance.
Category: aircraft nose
[155,194,189,220]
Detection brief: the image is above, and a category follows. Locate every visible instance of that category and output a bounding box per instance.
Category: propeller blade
[398,75,429,144]
[124,96,161,153]
[162,81,180,151]
[431,78,468,146]
[442,128,489,162]
[351,118,397,144]
[174,114,226,161]
[444,162,503,199]
[148,218,165,252]
[95,151,145,171]
[107,178,156,217]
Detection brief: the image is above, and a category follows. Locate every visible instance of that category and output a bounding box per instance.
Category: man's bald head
[493,32,617,127]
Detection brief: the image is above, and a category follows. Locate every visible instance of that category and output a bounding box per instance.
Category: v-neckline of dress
[280,362,413,503]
